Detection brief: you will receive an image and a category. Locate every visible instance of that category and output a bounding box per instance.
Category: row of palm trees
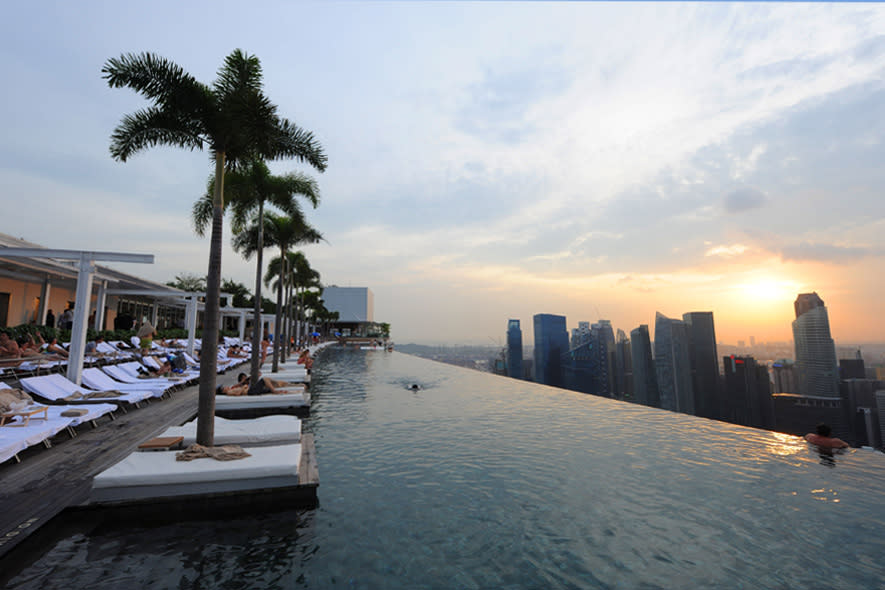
[104,49,328,446]
[193,159,325,383]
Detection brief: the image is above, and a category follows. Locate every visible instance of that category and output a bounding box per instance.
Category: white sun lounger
[214,392,310,413]
[101,363,182,388]
[90,443,303,503]
[45,403,117,428]
[19,374,154,406]
[81,368,166,397]
[160,415,301,447]
[0,412,71,464]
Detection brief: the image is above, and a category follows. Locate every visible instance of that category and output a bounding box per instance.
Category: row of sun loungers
[1,340,253,465]
[0,381,119,464]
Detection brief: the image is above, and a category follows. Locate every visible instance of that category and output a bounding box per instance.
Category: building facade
[506,319,524,380]
[792,292,839,398]
[683,311,720,420]
[533,314,568,387]
[654,312,695,415]
[630,324,660,407]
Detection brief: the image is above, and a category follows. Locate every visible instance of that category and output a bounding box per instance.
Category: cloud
[705,244,750,258]
[779,242,882,263]
[723,187,768,213]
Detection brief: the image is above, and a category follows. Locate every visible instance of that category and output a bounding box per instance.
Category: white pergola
[0,248,153,385]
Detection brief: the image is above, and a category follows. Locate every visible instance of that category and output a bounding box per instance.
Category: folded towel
[175,443,251,462]
[61,408,88,417]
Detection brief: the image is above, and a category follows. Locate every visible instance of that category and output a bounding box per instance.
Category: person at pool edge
[804,423,849,449]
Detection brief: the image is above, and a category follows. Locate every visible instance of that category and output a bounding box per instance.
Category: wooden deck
[0,376,318,563]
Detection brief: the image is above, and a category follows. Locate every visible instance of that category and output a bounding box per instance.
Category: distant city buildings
[506,319,524,380]
[499,291,883,450]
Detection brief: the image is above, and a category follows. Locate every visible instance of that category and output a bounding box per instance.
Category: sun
[736,277,800,303]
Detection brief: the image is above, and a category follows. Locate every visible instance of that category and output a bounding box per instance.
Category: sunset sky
[2,2,883,346]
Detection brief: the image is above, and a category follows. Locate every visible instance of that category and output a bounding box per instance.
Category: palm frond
[213,49,264,99]
[192,189,216,236]
[109,107,205,161]
[272,119,328,172]
[103,53,204,105]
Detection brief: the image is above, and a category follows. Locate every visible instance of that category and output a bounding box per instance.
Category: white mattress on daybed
[161,415,301,446]
[214,392,309,411]
[90,443,302,503]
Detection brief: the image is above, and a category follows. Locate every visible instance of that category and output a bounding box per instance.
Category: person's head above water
[816,423,832,437]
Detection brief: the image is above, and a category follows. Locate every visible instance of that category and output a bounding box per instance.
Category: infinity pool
[5,347,885,588]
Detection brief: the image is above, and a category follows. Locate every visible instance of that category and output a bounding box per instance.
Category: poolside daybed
[89,442,305,504]
[159,415,301,447]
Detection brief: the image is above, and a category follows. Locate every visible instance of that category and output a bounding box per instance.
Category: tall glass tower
[630,324,660,407]
[533,314,569,387]
[683,311,720,420]
[506,319,524,380]
[792,293,839,397]
[654,312,695,415]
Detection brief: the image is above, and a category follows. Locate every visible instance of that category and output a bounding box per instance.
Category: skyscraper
[533,314,569,387]
[506,319,524,380]
[792,292,839,398]
[683,311,720,420]
[654,312,695,415]
[615,329,633,400]
[722,355,773,429]
[630,324,659,407]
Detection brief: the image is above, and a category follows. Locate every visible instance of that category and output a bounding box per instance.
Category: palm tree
[233,212,323,375]
[289,252,322,347]
[194,159,319,384]
[104,50,327,446]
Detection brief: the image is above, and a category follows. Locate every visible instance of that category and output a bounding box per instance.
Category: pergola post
[186,295,198,358]
[67,254,96,385]
[38,278,51,326]
[94,281,107,331]
[238,311,246,342]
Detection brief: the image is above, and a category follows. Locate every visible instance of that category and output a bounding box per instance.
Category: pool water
[6,347,885,589]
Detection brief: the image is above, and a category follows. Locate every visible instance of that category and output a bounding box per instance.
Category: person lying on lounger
[213,373,299,396]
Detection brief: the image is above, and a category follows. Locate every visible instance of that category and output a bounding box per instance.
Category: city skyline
[2,3,884,345]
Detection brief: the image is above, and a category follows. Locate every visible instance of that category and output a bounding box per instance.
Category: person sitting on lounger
[16,334,43,357]
[35,332,69,358]
[85,334,104,356]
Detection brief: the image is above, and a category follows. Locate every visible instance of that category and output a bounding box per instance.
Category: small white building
[323,287,374,323]
[322,286,386,339]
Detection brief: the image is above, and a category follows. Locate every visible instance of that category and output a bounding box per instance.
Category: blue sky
[2,2,884,345]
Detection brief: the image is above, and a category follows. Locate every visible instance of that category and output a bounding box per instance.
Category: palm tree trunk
[284,269,293,361]
[196,153,225,447]
[295,288,302,348]
[249,200,265,385]
[271,246,284,372]
[281,255,289,363]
